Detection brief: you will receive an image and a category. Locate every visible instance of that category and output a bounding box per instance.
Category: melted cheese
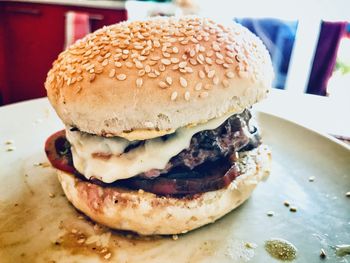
[66,112,234,183]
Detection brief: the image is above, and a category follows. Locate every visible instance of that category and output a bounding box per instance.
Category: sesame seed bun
[45,16,273,140]
[57,145,271,235]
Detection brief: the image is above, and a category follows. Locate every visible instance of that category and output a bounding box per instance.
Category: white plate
[0,98,349,263]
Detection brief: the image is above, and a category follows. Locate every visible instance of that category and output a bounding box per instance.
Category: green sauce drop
[265,238,297,261]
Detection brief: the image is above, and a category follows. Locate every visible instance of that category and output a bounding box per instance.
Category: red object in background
[0,2,127,105]
[64,11,91,48]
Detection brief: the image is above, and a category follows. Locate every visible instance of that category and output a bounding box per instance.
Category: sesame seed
[179,61,187,68]
[198,54,204,62]
[161,59,171,66]
[180,77,187,88]
[208,70,215,78]
[159,81,168,89]
[115,62,122,67]
[227,51,234,58]
[125,62,133,68]
[289,206,297,212]
[213,43,220,51]
[138,69,145,76]
[49,192,55,198]
[84,50,92,56]
[104,253,112,259]
[189,49,196,57]
[320,248,327,259]
[149,60,158,66]
[148,72,157,78]
[86,64,94,70]
[163,52,171,58]
[135,60,143,69]
[159,64,166,72]
[136,78,143,88]
[89,74,96,82]
[222,79,230,88]
[206,50,214,57]
[171,57,179,64]
[213,76,219,85]
[225,57,234,64]
[195,82,202,91]
[5,140,14,145]
[216,52,224,60]
[71,229,78,234]
[189,58,197,65]
[308,176,315,182]
[102,59,108,66]
[284,201,290,207]
[173,47,179,53]
[166,76,172,85]
[226,71,235,79]
[345,192,350,197]
[117,74,126,81]
[205,57,213,65]
[78,238,86,244]
[223,63,230,69]
[185,67,193,73]
[145,65,151,73]
[151,56,160,61]
[200,91,209,98]
[108,69,116,78]
[154,40,160,47]
[199,70,205,79]
[267,211,274,217]
[184,91,190,101]
[171,91,178,101]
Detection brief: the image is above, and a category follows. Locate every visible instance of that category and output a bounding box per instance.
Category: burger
[44,16,273,235]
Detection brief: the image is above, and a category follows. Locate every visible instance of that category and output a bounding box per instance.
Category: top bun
[45,16,273,140]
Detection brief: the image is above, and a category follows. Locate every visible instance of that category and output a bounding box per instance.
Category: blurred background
[0,0,349,106]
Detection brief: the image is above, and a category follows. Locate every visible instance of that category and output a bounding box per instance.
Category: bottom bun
[57,145,271,235]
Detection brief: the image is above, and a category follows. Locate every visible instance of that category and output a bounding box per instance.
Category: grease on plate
[264,238,297,261]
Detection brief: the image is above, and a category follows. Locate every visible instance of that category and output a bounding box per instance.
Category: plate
[0,98,349,263]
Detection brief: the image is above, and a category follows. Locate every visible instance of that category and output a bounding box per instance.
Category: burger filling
[45,110,261,195]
